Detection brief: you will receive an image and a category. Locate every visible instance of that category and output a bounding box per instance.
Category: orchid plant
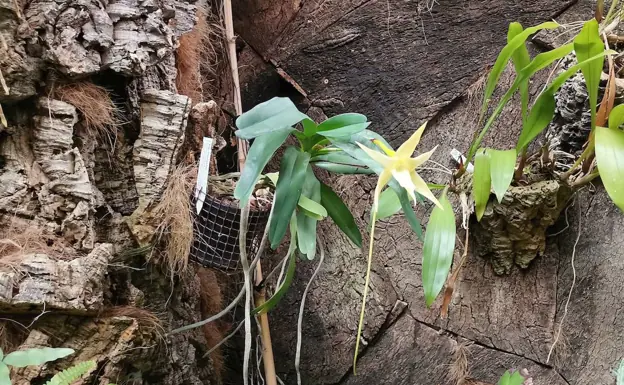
[233,98,447,365]
[233,97,433,315]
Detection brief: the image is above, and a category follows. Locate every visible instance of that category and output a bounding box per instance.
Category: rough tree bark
[0,0,229,384]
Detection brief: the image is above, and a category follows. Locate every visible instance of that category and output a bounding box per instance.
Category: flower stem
[353,209,377,374]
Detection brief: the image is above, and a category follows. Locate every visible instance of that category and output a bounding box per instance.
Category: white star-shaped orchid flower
[353,121,441,374]
[356,122,441,211]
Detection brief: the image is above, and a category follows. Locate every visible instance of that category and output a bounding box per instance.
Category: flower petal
[408,146,438,169]
[410,170,442,208]
[373,169,393,211]
[391,169,417,203]
[396,122,427,158]
[356,142,393,167]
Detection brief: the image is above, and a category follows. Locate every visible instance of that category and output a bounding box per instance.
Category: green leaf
[317,113,367,132]
[313,162,374,175]
[377,187,433,220]
[302,118,318,137]
[265,172,279,186]
[297,168,321,259]
[481,21,559,117]
[508,22,531,123]
[422,192,456,307]
[488,149,516,203]
[311,151,372,174]
[574,19,604,130]
[609,104,624,130]
[376,187,422,217]
[298,195,327,219]
[497,370,525,385]
[376,187,404,220]
[269,147,311,248]
[297,132,327,152]
[473,149,491,221]
[596,125,624,210]
[0,363,9,385]
[234,127,292,206]
[517,90,556,151]
[320,182,362,247]
[467,42,574,161]
[398,189,423,240]
[317,122,371,139]
[516,49,615,150]
[253,218,298,315]
[4,348,74,368]
[297,209,318,259]
[235,97,308,139]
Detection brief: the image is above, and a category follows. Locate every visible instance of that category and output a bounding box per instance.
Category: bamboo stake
[223,2,277,385]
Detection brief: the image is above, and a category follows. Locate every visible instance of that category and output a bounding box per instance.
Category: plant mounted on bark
[406,17,620,310]
[232,97,445,373]
[462,18,615,271]
[232,97,375,312]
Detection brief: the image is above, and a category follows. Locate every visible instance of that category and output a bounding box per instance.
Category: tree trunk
[0,0,230,383]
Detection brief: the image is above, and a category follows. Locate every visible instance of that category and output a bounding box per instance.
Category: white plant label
[195,137,213,214]
[450,148,474,173]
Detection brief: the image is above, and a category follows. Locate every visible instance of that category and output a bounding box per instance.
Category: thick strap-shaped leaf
[298,195,327,219]
[253,217,298,315]
[574,19,604,130]
[320,182,362,247]
[269,147,311,248]
[234,127,292,206]
[315,112,370,140]
[473,149,491,221]
[317,113,367,131]
[312,151,373,174]
[235,97,308,139]
[313,162,374,174]
[0,363,9,385]
[468,42,574,160]
[302,118,318,137]
[516,49,615,151]
[297,167,321,259]
[422,192,456,307]
[609,104,624,130]
[317,122,371,139]
[507,23,531,123]
[596,125,624,211]
[488,149,516,203]
[481,22,559,117]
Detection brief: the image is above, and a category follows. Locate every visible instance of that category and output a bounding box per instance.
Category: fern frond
[45,360,96,385]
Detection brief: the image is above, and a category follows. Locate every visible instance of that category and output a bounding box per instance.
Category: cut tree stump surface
[234,1,623,384]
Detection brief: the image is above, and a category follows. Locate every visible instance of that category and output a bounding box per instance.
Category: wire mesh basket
[190,188,271,271]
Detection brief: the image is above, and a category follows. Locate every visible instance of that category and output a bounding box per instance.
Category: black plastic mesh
[190,188,270,271]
